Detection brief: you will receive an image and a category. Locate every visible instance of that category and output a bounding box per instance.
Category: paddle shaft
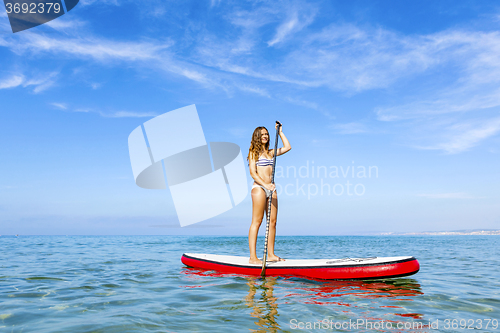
[261,121,281,277]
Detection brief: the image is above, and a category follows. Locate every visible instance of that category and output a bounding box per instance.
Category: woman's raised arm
[274,123,291,156]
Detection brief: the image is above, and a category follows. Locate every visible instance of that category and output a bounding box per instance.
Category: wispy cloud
[0,72,58,92]
[363,29,500,153]
[0,75,24,89]
[51,102,68,110]
[24,72,59,93]
[268,14,299,46]
[45,18,87,31]
[267,6,316,47]
[191,16,500,135]
[2,2,500,153]
[104,111,158,118]
[376,86,500,122]
[11,34,167,62]
[414,117,500,154]
[236,84,270,97]
[0,30,225,89]
[79,0,119,6]
[227,127,250,138]
[210,0,221,7]
[418,192,476,199]
[50,102,158,118]
[281,96,318,110]
[331,122,368,134]
[2,2,499,100]
[74,108,91,113]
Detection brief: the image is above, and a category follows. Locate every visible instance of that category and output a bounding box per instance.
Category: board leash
[261,121,281,277]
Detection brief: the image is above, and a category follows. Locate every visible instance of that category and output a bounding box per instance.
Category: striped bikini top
[256,155,273,167]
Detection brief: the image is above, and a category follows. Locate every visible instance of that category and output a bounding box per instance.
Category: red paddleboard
[181,253,419,280]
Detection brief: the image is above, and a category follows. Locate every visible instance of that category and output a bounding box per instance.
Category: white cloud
[2,2,500,153]
[282,96,318,110]
[268,14,299,46]
[0,72,57,93]
[418,192,475,199]
[13,34,167,62]
[51,102,68,110]
[276,24,440,92]
[415,117,500,154]
[45,18,86,31]
[51,103,158,118]
[227,127,249,138]
[210,0,221,7]
[79,0,119,6]
[331,122,368,134]
[190,18,500,131]
[268,7,316,47]
[0,75,24,89]
[1,31,222,88]
[2,3,497,102]
[192,22,438,92]
[236,84,270,97]
[362,29,500,153]
[228,7,275,30]
[74,108,91,113]
[23,72,59,93]
[104,111,158,118]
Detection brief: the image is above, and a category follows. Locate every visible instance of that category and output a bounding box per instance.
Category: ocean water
[1,235,499,332]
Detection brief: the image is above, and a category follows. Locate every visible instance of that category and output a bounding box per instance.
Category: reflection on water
[182,268,424,332]
[245,276,280,333]
[282,277,423,305]
[3,236,498,332]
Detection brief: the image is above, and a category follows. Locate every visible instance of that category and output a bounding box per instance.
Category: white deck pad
[184,253,414,267]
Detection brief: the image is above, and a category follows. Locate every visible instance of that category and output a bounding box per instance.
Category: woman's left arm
[275,123,291,156]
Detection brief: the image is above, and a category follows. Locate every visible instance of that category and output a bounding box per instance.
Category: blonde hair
[247,126,271,163]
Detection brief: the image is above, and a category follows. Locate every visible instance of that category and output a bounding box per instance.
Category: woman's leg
[249,187,267,264]
[265,192,282,261]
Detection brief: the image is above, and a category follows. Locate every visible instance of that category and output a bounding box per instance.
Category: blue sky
[1,0,499,235]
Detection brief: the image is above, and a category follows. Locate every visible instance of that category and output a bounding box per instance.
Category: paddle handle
[261,121,282,277]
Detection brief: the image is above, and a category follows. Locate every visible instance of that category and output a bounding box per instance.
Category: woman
[248,122,291,264]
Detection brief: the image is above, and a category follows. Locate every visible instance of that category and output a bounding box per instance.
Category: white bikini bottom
[251,184,274,198]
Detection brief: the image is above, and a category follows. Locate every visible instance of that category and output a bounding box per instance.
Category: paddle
[261,121,282,277]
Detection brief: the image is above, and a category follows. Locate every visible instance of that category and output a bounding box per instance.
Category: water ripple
[0,235,499,332]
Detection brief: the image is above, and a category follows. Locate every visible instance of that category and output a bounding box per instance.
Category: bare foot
[249,258,262,265]
[267,255,285,262]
